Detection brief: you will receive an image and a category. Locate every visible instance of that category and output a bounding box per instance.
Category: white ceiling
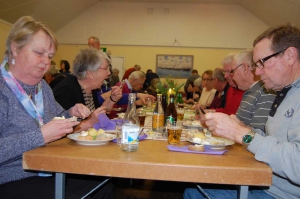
[0,0,300,31]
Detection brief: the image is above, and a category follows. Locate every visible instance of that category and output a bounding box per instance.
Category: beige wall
[0,18,242,88]
[54,44,242,87]
[0,20,11,59]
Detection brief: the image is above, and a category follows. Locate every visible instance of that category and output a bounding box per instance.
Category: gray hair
[221,53,236,66]
[45,65,59,76]
[88,36,100,43]
[212,67,226,81]
[134,64,141,70]
[253,23,300,59]
[128,71,145,80]
[5,16,57,63]
[73,48,111,80]
[234,49,254,68]
[193,77,202,89]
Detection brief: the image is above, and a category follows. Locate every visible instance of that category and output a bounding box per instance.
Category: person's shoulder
[125,67,134,72]
[52,75,77,92]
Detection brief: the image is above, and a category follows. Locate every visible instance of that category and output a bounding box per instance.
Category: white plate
[183,121,202,129]
[117,113,125,118]
[186,137,235,150]
[67,133,116,146]
[104,130,117,133]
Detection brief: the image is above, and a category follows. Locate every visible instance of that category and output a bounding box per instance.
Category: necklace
[27,86,36,100]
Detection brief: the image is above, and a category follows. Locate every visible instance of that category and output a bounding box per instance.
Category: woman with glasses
[197,70,217,108]
[53,48,123,132]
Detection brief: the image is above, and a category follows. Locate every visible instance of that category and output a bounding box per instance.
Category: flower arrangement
[156,76,185,96]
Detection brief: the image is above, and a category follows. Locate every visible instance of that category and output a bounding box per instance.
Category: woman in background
[59,60,71,76]
[197,70,216,107]
[111,68,120,86]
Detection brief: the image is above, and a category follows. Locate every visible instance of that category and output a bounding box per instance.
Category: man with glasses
[213,53,244,115]
[233,49,276,132]
[116,71,146,94]
[185,24,300,199]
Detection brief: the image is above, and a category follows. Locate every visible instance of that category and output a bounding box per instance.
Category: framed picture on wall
[156,54,194,78]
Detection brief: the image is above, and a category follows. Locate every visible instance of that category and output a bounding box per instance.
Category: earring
[11,58,15,65]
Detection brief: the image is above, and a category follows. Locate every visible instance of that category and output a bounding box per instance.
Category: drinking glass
[137,109,146,127]
[166,121,183,145]
[146,97,152,109]
[176,106,185,121]
[116,121,123,146]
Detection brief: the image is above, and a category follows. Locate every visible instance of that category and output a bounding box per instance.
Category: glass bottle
[152,94,164,134]
[165,94,177,124]
[121,93,140,152]
[175,92,184,108]
[161,94,167,125]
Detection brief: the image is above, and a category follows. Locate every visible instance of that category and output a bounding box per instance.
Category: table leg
[238,185,248,199]
[55,173,66,199]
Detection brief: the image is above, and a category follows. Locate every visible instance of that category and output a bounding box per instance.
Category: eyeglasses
[203,78,213,81]
[222,63,243,75]
[98,67,110,72]
[136,78,144,85]
[253,48,287,69]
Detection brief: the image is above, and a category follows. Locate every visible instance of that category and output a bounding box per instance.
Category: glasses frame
[222,63,243,75]
[98,67,110,72]
[202,78,213,81]
[136,78,144,85]
[254,48,287,69]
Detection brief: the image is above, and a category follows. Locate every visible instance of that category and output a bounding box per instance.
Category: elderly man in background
[122,64,141,80]
[185,23,300,199]
[107,71,146,118]
[118,71,146,93]
[88,36,101,49]
[233,49,275,131]
[217,53,244,114]
[44,61,66,89]
[208,67,229,109]
[88,36,112,88]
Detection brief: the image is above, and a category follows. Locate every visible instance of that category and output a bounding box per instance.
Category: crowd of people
[1,15,300,199]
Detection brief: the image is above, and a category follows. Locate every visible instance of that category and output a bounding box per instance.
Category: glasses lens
[255,61,264,69]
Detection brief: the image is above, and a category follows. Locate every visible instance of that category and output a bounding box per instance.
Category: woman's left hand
[69,103,91,119]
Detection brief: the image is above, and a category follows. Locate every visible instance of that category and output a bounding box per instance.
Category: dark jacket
[53,75,100,110]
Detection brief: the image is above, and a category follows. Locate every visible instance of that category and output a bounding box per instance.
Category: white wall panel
[55,2,268,49]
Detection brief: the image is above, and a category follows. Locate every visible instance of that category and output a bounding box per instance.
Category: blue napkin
[93,113,123,130]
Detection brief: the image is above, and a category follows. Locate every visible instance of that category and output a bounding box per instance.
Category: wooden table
[23,138,272,199]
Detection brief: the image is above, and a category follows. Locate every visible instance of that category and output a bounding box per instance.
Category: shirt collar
[125,79,132,92]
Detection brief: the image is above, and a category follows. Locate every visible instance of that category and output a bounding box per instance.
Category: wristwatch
[242,131,255,148]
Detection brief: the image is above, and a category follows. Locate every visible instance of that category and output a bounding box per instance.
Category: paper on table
[167,145,227,155]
